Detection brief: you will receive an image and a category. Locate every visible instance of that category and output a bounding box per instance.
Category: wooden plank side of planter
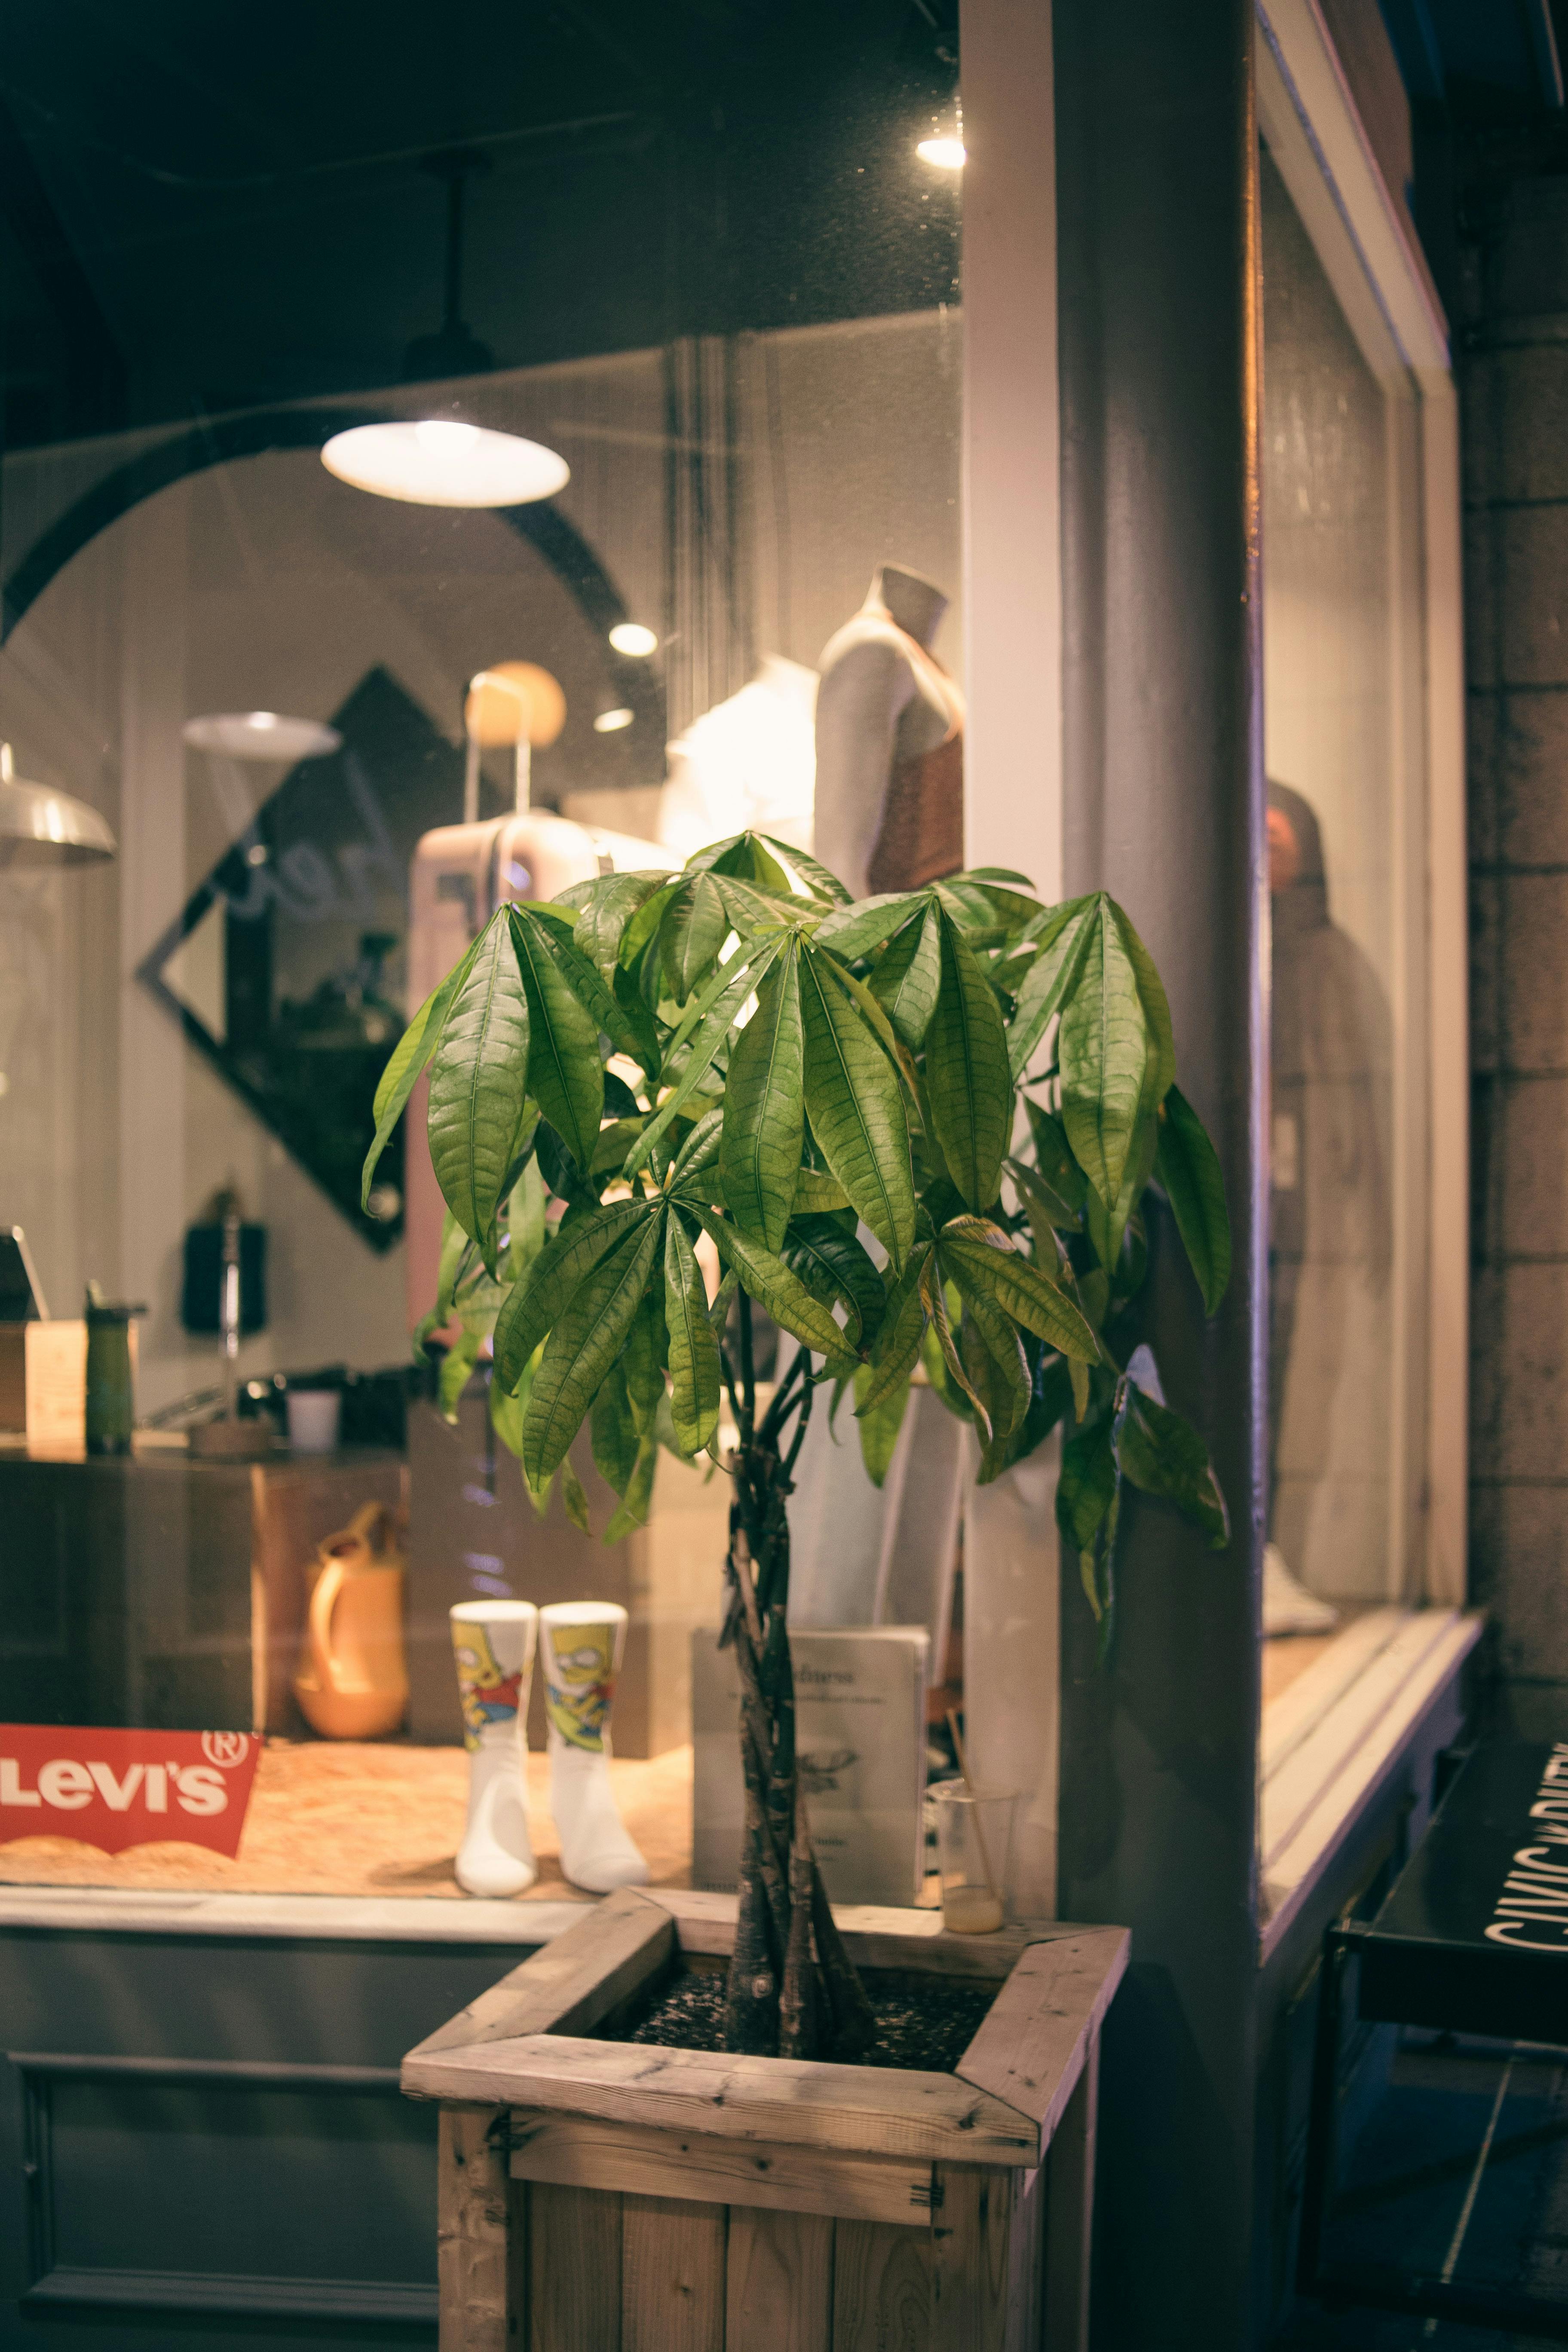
[955,1929,1128,2143]
[418,2034,1039,2164]
[530,2180,622,2352]
[436,2105,514,2352]
[1040,2029,1099,2352]
[621,2194,726,2352]
[508,2108,940,2226]
[832,2217,931,2349]
[408,1889,671,2065]
[1003,2161,1045,2352]
[724,2207,833,2351]
[645,1890,1030,1979]
[931,2167,1014,2352]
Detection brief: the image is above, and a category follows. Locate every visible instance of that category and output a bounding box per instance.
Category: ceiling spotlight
[608,622,658,657]
[321,420,569,508]
[183,712,343,762]
[0,742,116,866]
[593,707,634,734]
[917,134,966,170]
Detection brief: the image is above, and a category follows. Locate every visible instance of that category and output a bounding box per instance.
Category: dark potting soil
[619,1967,996,2074]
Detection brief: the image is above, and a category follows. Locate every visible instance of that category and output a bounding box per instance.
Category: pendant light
[183,712,343,761]
[322,418,569,509]
[0,742,116,866]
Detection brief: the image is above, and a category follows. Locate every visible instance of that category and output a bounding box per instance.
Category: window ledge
[0,1886,595,1945]
[1259,1606,1483,1965]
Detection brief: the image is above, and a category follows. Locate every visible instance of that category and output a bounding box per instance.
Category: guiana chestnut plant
[364,831,1231,2061]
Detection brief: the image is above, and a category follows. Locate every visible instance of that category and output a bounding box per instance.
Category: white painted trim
[1261,1607,1416,1780]
[0,1887,590,1943]
[1254,0,1449,376]
[959,0,1064,1922]
[1259,1610,1482,1960]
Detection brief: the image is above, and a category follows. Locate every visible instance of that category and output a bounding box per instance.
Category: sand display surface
[0,1740,694,1902]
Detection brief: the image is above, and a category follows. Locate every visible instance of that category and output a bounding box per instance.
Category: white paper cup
[286,1389,342,1454]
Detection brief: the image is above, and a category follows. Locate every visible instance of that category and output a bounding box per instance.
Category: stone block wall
[1465,176,1568,1721]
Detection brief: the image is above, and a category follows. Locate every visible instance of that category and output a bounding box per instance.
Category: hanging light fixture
[0,743,116,866]
[321,418,569,509]
[183,712,343,761]
[593,707,634,734]
[608,622,658,657]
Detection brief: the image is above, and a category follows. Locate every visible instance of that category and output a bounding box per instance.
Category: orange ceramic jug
[293,1501,408,1740]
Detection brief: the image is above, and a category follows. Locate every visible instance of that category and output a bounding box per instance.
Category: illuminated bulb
[593,707,634,733]
[608,622,658,657]
[321,420,569,508]
[917,135,966,170]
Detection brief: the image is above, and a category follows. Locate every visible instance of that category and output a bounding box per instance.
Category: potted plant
[365,832,1230,2061]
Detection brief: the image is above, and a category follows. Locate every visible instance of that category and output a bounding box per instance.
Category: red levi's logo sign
[0,1727,261,1857]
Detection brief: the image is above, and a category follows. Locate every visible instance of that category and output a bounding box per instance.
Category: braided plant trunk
[719,1302,876,2061]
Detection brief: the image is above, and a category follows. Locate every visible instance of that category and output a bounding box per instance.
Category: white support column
[961,0,1064,1915]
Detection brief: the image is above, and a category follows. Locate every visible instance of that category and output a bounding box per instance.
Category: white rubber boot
[451,1601,538,1897]
[539,1603,649,1894]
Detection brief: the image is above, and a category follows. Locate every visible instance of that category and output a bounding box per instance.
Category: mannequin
[813,565,964,899]
[1266,780,1392,1632]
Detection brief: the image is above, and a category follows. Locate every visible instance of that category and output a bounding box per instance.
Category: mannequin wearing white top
[813,564,964,900]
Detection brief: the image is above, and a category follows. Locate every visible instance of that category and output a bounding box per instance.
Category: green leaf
[761,835,852,905]
[437,1329,481,1421]
[522,1213,665,1483]
[1057,1412,1118,1555]
[962,1293,1030,1450]
[1008,897,1096,1080]
[720,938,804,1250]
[791,1165,851,1216]
[426,913,532,1262]
[604,1436,658,1540]
[664,1210,722,1457]
[1114,1381,1229,1547]
[799,946,914,1272]
[1112,900,1176,1110]
[492,1200,652,1388]
[857,1244,932,1417]
[1057,896,1153,1210]
[783,1214,886,1352]
[662,871,730,1000]
[623,1285,667,1433]
[689,1206,857,1374]
[854,1362,910,1487]
[557,1456,591,1534]
[362,934,479,1210]
[812,891,928,962]
[506,910,603,1173]
[1006,1158,1080,1260]
[591,1361,640,1494]
[869,903,942,1049]
[939,1217,1100,1362]
[1155,1084,1231,1315]
[925,913,1011,1212]
[413,1210,473,1360]
[623,937,784,1180]
[669,1106,724,1191]
[919,1252,989,1434]
[574,871,666,982]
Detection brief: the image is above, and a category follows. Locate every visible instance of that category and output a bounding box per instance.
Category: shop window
[0,7,965,1908]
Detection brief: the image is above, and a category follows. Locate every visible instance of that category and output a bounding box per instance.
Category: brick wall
[1465,176,1568,1723]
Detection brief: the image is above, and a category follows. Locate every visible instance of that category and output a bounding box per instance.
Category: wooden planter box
[403,1888,1128,2352]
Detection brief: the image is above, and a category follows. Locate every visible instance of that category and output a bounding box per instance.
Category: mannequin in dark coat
[1268,781,1393,1602]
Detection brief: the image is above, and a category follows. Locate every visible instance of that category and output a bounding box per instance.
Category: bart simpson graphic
[545,1625,616,1752]
[453,1625,524,1751]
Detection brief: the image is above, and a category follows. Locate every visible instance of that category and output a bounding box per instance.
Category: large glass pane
[1261,145,1403,1665]
[0,7,965,1904]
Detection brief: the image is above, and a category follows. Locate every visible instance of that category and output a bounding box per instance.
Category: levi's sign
[0,1727,260,1857]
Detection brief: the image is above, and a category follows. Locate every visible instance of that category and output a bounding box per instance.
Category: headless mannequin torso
[813,564,964,899]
